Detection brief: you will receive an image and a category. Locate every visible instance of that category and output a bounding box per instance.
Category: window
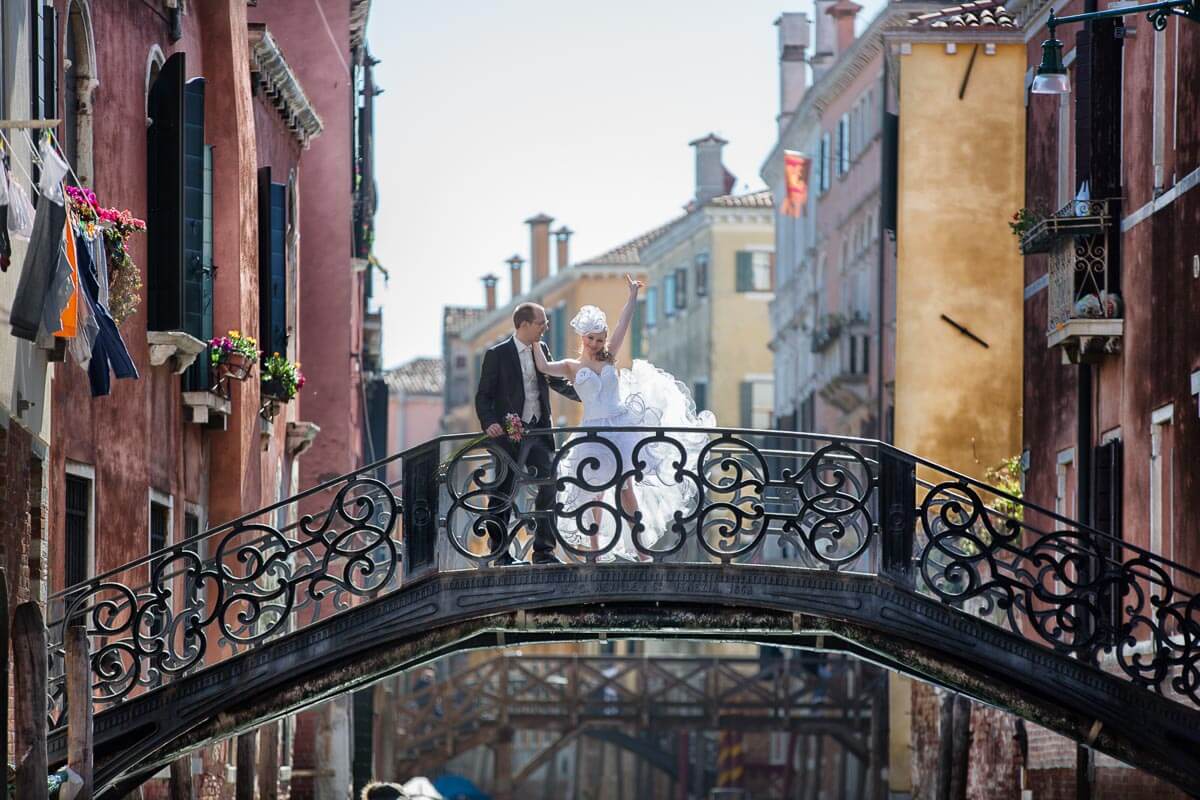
[454,355,466,369]
[646,286,658,327]
[694,253,709,297]
[149,495,171,554]
[631,300,645,358]
[848,334,870,375]
[258,169,289,361]
[663,274,676,317]
[818,133,831,193]
[148,52,211,357]
[837,114,850,176]
[739,379,774,429]
[30,0,57,122]
[693,381,708,412]
[736,251,774,293]
[799,393,815,432]
[64,470,93,587]
[1149,405,1173,559]
[674,268,687,310]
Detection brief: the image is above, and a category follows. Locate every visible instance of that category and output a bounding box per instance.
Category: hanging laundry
[7,170,34,240]
[74,229,137,396]
[9,196,66,341]
[67,222,98,368]
[37,136,69,206]
[52,203,80,341]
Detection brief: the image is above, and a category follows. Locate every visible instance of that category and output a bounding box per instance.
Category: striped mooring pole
[716,730,745,788]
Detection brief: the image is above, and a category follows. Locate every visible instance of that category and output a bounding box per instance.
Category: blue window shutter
[552,305,565,358]
[739,381,753,428]
[258,170,289,360]
[676,268,687,309]
[646,287,658,327]
[736,251,753,292]
[632,300,644,358]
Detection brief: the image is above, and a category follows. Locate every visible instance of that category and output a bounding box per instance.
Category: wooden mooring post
[66,625,94,799]
[14,600,48,800]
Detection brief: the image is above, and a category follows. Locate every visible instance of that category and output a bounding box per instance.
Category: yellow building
[442,216,660,433]
[889,7,1025,480]
[640,135,776,429]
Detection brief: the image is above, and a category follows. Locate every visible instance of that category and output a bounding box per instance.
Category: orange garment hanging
[54,203,79,339]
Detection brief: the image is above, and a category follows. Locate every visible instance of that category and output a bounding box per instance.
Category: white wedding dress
[555,360,716,559]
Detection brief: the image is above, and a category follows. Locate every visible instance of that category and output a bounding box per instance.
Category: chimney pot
[554,226,573,271]
[482,274,499,311]
[506,255,524,301]
[776,14,811,131]
[525,213,555,284]
[689,133,732,206]
[826,0,862,57]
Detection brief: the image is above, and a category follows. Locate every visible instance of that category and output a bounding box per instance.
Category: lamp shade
[1033,34,1070,94]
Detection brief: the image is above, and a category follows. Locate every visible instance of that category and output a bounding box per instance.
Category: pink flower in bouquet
[503,413,525,443]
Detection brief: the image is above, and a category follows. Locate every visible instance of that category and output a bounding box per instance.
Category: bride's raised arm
[607,274,644,356]
[532,338,577,379]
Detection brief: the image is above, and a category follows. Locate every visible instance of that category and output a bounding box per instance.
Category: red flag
[781,150,811,217]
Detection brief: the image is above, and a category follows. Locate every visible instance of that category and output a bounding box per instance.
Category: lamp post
[1032,0,1200,93]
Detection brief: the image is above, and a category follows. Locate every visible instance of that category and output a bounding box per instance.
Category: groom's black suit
[475,335,579,561]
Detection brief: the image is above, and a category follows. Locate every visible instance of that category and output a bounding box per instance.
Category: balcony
[810,310,869,353]
[816,317,871,413]
[1029,198,1123,364]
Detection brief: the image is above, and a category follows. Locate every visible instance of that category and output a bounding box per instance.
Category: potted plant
[209,331,260,381]
[1009,207,1042,240]
[261,352,305,402]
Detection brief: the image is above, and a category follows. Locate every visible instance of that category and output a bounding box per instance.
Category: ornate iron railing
[45,427,1200,728]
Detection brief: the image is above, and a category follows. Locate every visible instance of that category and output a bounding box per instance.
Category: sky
[369,0,884,369]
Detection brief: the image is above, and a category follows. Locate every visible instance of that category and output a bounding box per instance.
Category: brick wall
[965,705,1020,800]
[1024,724,1189,799]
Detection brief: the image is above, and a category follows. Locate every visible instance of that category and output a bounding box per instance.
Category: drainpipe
[877,55,889,441]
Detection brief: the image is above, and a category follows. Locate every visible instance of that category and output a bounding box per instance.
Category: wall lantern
[1033,0,1200,94]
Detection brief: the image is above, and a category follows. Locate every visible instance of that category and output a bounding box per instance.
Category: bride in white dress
[531,275,715,559]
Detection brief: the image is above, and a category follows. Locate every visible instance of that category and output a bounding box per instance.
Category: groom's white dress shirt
[514,338,540,422]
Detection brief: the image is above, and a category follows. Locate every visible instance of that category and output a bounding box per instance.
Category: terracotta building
[6,0,381,797]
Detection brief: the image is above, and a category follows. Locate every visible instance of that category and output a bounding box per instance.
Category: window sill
[147,331,207,374]
[286,420,321,457]
[181,391,231,429]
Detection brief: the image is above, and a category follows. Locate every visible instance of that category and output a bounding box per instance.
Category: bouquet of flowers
[262,352,306,401]
[436,413,527,480]
[209,330,260,367]
[65,184,147,325]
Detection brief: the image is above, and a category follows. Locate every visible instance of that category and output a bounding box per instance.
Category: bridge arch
[42,429,1200,797]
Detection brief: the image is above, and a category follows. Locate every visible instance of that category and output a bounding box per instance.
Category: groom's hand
[486,423,504,438]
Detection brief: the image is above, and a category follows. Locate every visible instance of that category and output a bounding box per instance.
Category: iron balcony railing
[44,426,1200,728]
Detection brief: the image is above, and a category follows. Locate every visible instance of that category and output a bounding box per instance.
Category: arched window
[63,0,98,184]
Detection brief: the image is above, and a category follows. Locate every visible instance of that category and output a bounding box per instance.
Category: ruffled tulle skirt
[556,360,716,559]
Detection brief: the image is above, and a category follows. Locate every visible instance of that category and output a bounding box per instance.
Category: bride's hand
[625,273,644,295]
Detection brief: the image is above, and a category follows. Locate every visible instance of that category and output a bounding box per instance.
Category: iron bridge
[39,427,1200,797]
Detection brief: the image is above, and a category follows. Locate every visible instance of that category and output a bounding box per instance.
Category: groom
[475,302,579,565]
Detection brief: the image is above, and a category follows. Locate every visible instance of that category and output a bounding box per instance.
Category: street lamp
[1032,0,1200,94]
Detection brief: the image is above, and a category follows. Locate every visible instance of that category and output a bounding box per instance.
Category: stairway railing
[43,427,1200,728]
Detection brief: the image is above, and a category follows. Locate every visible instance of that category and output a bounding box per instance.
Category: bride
[531,274,715,559]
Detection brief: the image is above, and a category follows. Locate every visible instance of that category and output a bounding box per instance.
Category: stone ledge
[181,392,230,429]
[147,331,207,374]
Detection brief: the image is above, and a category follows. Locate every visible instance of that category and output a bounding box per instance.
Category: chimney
[811,0,837,79]
[525,213,555,285]
[827,0,862,58]
[689,133,732,206]
[776,14,810,132]
[554,226,573,271]
[506,255,524,301]
[482,273,498,311]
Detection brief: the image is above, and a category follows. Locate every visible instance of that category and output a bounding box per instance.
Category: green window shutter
[631,300,644,358]
[146,52,186,332]
[182,78,209,391]
[736,251,753,292]
[739,381,752,428]
[552,305,565,358]
[258,170,290,361]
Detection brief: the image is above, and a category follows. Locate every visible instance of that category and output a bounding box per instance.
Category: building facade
[0,1,381,798]
[1016,0,1200,794]
[640,135,775,428]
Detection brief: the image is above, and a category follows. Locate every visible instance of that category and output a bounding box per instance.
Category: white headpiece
[569,305,608,336]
